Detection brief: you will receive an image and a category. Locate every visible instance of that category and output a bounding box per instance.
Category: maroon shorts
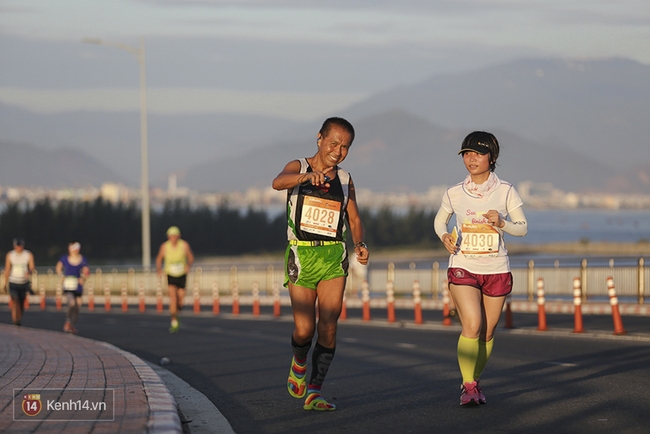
[447,268,513,297]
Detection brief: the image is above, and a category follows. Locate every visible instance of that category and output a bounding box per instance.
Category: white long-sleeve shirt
[434,179,527,274]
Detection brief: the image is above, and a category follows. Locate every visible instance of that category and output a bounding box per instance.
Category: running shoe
[475,379,486,404]
[460,381,480,406]
[303,393,336,411]
[63,321,73,333]
[169,319,179,333]
[287,356,307,398]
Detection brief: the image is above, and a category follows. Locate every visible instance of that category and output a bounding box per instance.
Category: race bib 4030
[300,196,341,238]
[460,223,499,258]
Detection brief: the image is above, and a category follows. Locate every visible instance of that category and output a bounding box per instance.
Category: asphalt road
[4,306,650,434]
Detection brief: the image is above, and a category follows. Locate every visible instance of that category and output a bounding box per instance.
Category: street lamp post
[83,37,151,270]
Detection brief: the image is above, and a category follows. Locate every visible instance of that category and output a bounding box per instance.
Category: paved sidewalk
[0,324,182,433]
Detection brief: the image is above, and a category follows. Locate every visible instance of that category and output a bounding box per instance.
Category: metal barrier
[1,258,647,307]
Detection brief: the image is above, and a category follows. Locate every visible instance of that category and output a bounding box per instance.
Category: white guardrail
[2,258,646,308]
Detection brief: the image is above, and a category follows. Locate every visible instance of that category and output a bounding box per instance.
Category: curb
[100,342,183,433]
[147,362,236,434]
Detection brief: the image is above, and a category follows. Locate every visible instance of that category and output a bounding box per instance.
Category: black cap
[458,141,490,155]
[13,238,24,246]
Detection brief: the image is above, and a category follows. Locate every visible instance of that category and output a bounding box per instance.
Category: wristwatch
[354,242,368,249]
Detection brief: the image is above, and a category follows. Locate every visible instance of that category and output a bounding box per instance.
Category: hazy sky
[1,0,648,121]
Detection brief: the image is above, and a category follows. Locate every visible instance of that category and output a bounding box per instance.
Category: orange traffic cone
[212,281,220,315]
[39,284,46,310]
[121,283,128,312]
[156,281,163,313]
[104,283,111,312]
[87,283,95,311]
[537,277,547,331]
[607,276,626,335]
[252,282,260,316]
[413,280,423,325]
[361,280,370,321]
[138,282,145,313]
[386,280,395,323]
[55,283,62,311]
[193,281,201,314]
[232,284,240,315]
[573,277,584,333]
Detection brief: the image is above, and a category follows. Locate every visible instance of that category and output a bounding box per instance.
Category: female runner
[434,131,527,406]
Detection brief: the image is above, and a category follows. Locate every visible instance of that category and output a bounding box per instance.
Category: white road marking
[545,361,578,367]
[397,343,417,349]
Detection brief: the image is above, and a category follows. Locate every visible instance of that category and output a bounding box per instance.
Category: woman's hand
[482,210,504,228]
[441,233,458,254]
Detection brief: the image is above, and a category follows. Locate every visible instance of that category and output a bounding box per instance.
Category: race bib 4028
[300,196,341,238]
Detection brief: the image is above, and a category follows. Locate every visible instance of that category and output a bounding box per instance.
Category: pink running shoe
[460,381,480,406]
[475,379,486,404]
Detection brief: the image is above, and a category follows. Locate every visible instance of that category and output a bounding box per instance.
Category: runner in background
[434,131,528,406]
[56,242,89,334]
[156,226,194,333]
[4,238,35,326]
[272,117,369,411]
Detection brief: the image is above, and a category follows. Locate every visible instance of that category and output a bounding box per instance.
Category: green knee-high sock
[457,335,480,384]
[474,338,494,380]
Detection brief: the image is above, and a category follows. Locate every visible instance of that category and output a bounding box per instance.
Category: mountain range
[182,110,632,193]
[0,106,301,187]
[343,58,650,169]
[0,141,121,188]
[0,57,648,194]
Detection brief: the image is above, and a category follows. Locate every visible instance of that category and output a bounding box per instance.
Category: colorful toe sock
[287,356,308,398]
[287,336,311,398]
[303,385,336,411]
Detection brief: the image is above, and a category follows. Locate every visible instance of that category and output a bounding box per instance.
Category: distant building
[168,173,178,194]
[101,183,130,203]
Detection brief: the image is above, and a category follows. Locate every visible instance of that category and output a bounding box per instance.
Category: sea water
[516,209,649,245]
[391,208,650,269]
